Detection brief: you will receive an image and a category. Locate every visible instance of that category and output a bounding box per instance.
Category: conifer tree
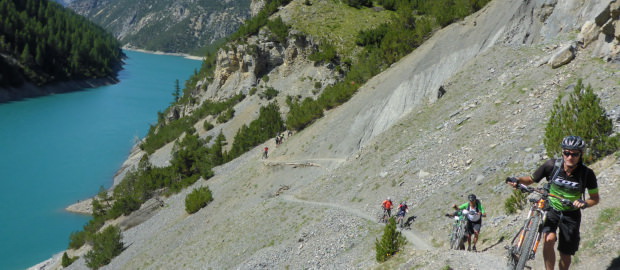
[375,217,406,262]
[544,79,619,163]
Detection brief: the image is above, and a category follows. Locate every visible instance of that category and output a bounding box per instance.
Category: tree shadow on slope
[608,256,620,270]
[480,236,504,253]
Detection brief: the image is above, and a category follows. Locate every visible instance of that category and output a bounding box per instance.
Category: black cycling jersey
[531,159,598,211]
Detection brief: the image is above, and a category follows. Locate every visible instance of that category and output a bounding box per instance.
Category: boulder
[549,44,576,69]
[579,21,600,47]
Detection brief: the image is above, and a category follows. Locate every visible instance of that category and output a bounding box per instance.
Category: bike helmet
[468,194,476,201]
[561,135,585,151]
[387,197,391,201]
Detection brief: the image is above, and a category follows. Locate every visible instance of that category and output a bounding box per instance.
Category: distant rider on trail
[396,201,409,225]
[452,194,486,251]
[382,197,393,218]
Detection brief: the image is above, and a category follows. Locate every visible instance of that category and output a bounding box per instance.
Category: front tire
[515,214,541,270]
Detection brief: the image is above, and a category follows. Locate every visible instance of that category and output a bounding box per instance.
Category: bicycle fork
[529,211,547,260]
[513,210,546,261]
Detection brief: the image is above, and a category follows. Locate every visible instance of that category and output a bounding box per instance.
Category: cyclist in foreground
[452,194,486,251]
[506,136,600,270]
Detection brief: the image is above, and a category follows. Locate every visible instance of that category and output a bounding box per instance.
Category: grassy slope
[283,0,395,58]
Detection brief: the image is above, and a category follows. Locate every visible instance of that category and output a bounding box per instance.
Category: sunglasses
[562,151,581,157]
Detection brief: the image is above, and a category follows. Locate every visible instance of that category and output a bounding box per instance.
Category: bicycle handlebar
[515,183,586,209]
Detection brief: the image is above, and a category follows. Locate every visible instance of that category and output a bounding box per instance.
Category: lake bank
[0,75,119,104]
[122,46,205,61]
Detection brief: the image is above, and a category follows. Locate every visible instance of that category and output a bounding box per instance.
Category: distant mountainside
[0,0,123,101]
[68,0,251,54]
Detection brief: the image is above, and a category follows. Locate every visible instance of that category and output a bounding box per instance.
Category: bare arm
[575,193,600,208]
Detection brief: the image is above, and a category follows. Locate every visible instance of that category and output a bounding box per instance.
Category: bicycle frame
[506,184,581,270]
[447,211,468,250]
[510,197,548,260]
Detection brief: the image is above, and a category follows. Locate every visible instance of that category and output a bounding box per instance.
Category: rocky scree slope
[61,0,620,269]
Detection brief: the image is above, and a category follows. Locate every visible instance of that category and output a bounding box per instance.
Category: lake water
[0,50,202,269]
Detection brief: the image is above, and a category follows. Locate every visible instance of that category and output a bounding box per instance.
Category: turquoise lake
[0,50,202,269]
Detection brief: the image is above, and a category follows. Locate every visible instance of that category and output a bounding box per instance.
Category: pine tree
[173,79,181,103]
[544,79,619,163]
[85,225,124,269]
[375,217,406,262]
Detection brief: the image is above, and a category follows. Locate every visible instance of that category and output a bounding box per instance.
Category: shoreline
[0,76,120,104]
[65,198,94,215]
[122,46,205,61]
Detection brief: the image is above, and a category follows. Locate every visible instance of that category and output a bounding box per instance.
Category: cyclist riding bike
[506,135,600,270]
[452,194,486,251]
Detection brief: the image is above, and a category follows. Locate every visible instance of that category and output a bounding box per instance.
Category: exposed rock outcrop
[579,0,620,61]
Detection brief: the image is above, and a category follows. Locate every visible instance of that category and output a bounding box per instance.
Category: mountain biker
[452,194,486,251]
[506,135,599,270]
[381,197,393,218]
[396,201,409,224]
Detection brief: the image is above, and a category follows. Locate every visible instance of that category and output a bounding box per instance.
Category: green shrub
[504,188,528,214]
[308,41,337,63]
[61,252,78,267]
[203,121,214,131]
[544,79,619,164]
[267,16,290,44]
[259,87,279,100]
[85,225,124,269]
[346,0,372,8]
[375,217,406,262]
[185,186,214,214]
[68,230,87,249]
[217,108,235,123]
[249,87,258,95]
[314,81,322,89]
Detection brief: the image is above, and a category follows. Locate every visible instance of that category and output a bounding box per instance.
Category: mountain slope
[54,0,620,269]
[68,0,251,54]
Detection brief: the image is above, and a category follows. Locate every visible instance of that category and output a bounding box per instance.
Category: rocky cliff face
[68,0,251,54]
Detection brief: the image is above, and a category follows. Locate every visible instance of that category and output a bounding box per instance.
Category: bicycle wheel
[449,223,458,249]
[456,220,467,250]
[515,214,541,270]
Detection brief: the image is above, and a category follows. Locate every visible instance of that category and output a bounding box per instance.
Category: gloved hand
[505,177,518,184]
